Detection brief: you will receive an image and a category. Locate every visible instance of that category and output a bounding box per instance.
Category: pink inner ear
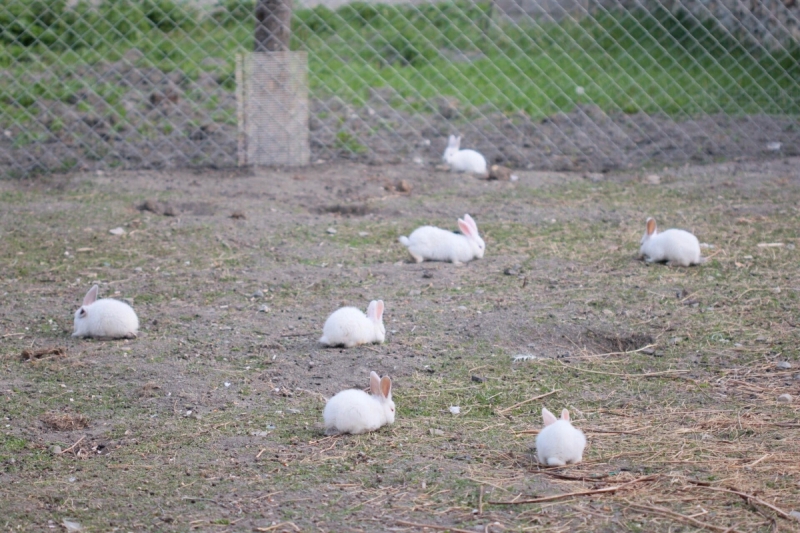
[542,408,557,426]
[380,376,392,398]
[375,300,384,320]
[83,285,98,306]
[646,218,657,236]
[458,220,473,237]
[370,372,381,395]
[561,409,570,421]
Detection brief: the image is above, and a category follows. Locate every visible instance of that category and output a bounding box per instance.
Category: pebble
[645,174,661,184]
[326,227,337,234]
[258,305,270,313]
[429,428,444,436]
[108,227,125,236]
[408,289,421,296]
[669,336,683,345]
[449,406,461,415]
[777,393,793,403]
[252,290,264,298]
[789,510,800,522]
[776,361,793,369]
[51,445,61,455]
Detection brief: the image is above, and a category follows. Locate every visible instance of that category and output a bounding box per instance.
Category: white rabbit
[639,217,703,267]
[535,407,586,466]
[72,285,139,339]
[323,371,395,435]
[399,214,485,265]
[442,135,488,176]
[319,300,385,348]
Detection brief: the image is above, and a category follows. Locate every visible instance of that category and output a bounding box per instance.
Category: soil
[1,158,798,532]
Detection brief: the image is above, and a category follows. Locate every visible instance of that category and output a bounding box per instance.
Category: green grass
[0,0,797,137]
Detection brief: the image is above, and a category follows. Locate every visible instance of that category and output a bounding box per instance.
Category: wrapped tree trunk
[239,0,309,166]
[254,0,292,52]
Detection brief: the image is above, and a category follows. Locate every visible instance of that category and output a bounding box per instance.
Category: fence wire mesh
[0,0,797,177]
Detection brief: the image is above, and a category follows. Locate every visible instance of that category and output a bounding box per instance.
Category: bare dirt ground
[1,158,799,532]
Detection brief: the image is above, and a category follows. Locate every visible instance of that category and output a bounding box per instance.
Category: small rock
[457,305,468,311]
[252,290,264,298]
[504,267,520,276]
[777,393,793,403]
[789,510,800,522]
[396,179,413,193]
[230,210,246,219]
[584,172,603,182]
[645,174,661,184]
[777,361,793,370]
[488,164,517,181]
[602,309,614,316]
[409,289,421,296]
[669,336,683,345]
[258,305,270,313]
[109,227,125,236]
[358,231,370,237]
[756,336,768,343]
[422,270,433,279]
[765,141,782,152]
[62,520,83,533]
[449,406,461,415]
[326,227,337,235]
[641,347,656,355]
[794,374,800,380]
[430,428,444,436]
[471,375,485,383]
[51,445,62,455]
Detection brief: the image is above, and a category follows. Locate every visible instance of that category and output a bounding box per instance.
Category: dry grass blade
[255,522,300,532]
[395,520,476,533]
[687,482,793,520]
[20,346,66,361]
[488,475,658,505]
[41,412,89,431]
[496,389,561,415]
[625,501,747,533]
[559,361,692,380]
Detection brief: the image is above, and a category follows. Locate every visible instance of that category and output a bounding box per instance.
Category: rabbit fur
[442,135,488,176]
[319,300,385,347]
[398,214,485,265]
[639,217,703,267]
[535,407,586,466]
[72,285,139,339]
[323,371,395,435]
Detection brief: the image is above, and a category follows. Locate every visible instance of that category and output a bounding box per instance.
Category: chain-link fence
[0,0,798,177]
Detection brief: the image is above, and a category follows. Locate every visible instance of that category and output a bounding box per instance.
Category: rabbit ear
[458,218,475,238]
[561,409,570,421]
[379,375,392,399]
[83,285,99,306]
[367,300,384,322]
[542,407,558,426]
[645,217,657,236]
[454,136,461,149]
[370,371,381,395]
[447,135,457,147]
[463,214,478,233]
